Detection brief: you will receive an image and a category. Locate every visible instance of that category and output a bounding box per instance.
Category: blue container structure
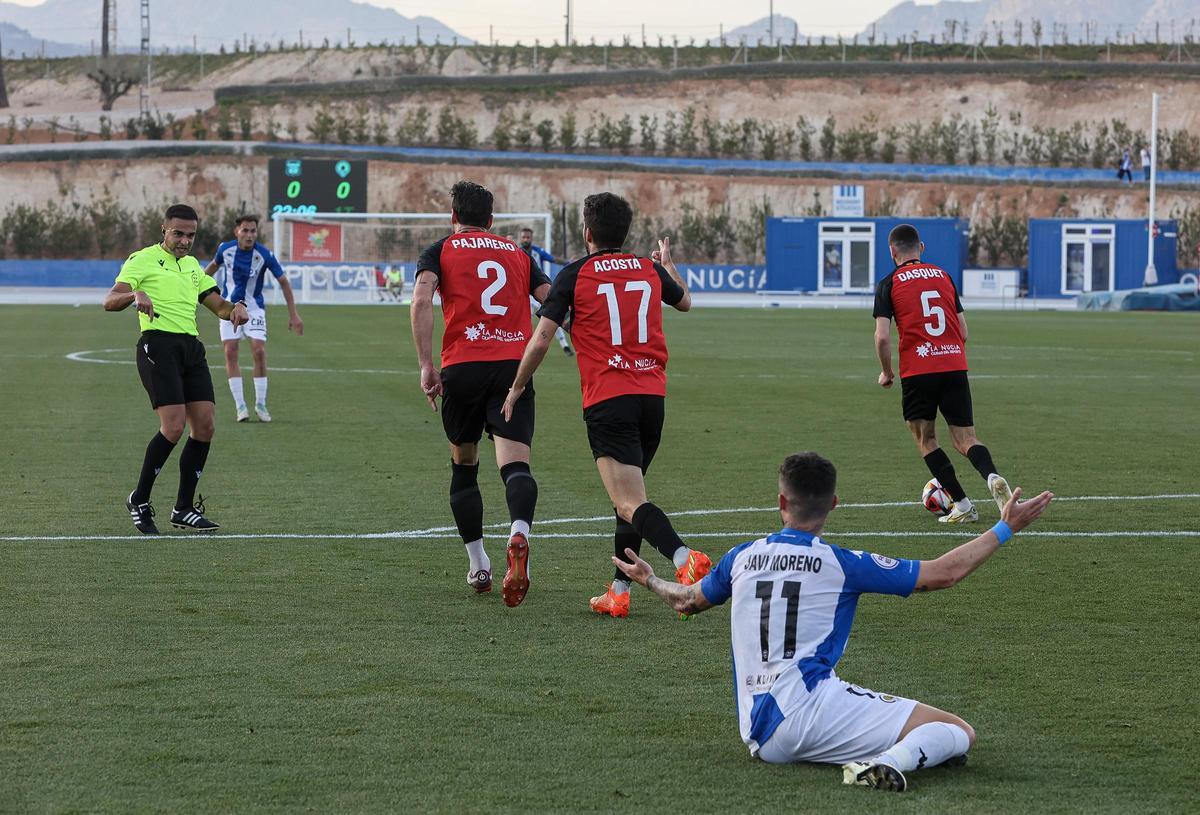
[1027,219,1178,299]
[765,216,969,293]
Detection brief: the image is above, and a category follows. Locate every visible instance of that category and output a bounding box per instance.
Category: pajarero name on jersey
[417,231,551,367]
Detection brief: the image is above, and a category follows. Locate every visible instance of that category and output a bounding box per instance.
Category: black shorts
[440,360,535,447]
[583,394,665,472]
[135,331,215,409]
[900,370,974,426]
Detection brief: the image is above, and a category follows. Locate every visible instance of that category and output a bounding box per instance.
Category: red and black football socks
[449,462,484,545]
[133,431,176,504]
[966,445,999,482]
[631,502,686,565]
[500,461,537,537]
[175,437,210,511]
[923,448,967,502]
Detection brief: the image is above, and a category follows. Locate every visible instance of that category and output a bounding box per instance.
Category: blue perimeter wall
[766,216,969,291]
[0,259,769,294]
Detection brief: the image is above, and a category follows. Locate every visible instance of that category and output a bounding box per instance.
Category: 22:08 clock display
[267,158,368,217]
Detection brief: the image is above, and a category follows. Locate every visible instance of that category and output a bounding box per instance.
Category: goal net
[267,211,555,304]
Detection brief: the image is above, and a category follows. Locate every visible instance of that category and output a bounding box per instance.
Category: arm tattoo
[646,575,692,613]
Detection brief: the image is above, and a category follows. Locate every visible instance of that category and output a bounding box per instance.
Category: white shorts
[756,675,918,765]
[219,304,267,342]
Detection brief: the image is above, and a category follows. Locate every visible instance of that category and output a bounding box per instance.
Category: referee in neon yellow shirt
[104,204,249,533]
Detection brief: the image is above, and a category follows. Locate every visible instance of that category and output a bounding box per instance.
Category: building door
[818,222,875,293]
[1061,224,1115,294]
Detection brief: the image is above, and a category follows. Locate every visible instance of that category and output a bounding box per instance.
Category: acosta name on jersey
[593,257,644,272]
[450,236,519,252]
[896,267,946,283]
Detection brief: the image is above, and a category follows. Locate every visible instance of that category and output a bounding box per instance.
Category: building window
[1061,224,1115,294]
[818,222,874,292]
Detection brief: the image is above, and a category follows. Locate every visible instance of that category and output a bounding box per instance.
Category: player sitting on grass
[873,223,1013,523]
[614,451,1053,792]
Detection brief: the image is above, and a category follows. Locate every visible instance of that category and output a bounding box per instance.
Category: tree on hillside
[87,0,136,111]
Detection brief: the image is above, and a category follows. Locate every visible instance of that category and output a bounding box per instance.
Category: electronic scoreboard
[267,158,368,217]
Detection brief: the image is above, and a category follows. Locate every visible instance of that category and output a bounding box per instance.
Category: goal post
[269,211,555,304]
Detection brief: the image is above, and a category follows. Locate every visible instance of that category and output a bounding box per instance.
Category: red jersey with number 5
[417,231,551,367]
[538,250,686,408]
[872,260,967,378]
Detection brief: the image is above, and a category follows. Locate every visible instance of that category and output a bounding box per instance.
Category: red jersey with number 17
[417,231,551,368]
[872,260,967,378]
[538,250,686,408]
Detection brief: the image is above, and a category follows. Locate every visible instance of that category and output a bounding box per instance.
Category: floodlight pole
[1144,92,1158,286]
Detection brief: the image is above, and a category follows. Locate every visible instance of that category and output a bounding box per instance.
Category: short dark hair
[888,223,921,256]
[235,214,260,227]
[778,452,837,523]
[450,181,493,228]
[164,203,198,223]
[519,226,533,234]
[583,192,633,248]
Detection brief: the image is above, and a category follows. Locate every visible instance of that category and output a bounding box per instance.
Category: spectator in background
[1118,148,1133,184]
[386,266,405,302]
[1141,146,1152,182]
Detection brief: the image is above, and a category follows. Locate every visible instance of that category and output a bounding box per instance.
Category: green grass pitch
[1,304,1197,813]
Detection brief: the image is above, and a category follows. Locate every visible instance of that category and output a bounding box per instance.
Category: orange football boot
[501,533,530,607]
[589,585,630,618]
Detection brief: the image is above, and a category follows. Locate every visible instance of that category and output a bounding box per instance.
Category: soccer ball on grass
[922,478,953,516]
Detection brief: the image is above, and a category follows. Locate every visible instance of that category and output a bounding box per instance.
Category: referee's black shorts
[440,360,535,447]
[583,394,665,473]
[135,330,215,408]
[900,370,974,427]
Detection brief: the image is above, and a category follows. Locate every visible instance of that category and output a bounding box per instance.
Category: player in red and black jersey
[411,181,552,607]
[501,192,713,619]
[873,224,1013,523]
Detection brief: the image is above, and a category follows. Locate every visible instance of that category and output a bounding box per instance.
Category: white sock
[556,327,569,348]
[956,497,974,511]
[228,377,245,409]
[465,539,489,574]
[611,578,631,595]
[672,547,691,569]
[510,520,530,539]
[253,376,268,406]
[875,722,970,772]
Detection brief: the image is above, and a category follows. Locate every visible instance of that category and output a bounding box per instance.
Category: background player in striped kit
[205,215,303,423]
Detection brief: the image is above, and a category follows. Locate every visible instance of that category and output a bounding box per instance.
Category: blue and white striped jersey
[212,241,285,309]
[700,528,920,754]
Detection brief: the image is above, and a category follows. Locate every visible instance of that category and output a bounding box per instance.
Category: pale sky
[2,1,937,42]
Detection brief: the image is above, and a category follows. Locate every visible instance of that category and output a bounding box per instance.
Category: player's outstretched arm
[202,291,249,326]
[914,487,1054,592]
[501,316,559,421]
[653,237,691,312]
[874,316,895,388]
[277,276,304,335]
[614,548,714,616]
[103,282,140,313]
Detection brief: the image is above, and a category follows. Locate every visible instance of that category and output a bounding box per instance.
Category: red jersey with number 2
[417,231,550,368]
[873,261,967,378]
[539,251,684,408]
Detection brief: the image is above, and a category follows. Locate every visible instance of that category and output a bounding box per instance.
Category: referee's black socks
[923,448,967,503]
[966,445,999,482]
[133,432,176,504]
[175,438,211,511]
[631,502,685,563]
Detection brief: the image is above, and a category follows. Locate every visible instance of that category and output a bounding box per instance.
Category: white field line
[3,530,1199,543]
[65,349,409,376]
[3,492,1197,543]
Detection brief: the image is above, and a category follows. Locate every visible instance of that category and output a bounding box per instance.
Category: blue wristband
[991,520,1013,546]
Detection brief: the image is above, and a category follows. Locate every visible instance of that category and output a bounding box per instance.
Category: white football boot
[842,760,907,792]
[988,473,1013,512]
[938,497,979,523]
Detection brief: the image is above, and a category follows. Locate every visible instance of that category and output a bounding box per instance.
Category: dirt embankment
[2,156,1190,265]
